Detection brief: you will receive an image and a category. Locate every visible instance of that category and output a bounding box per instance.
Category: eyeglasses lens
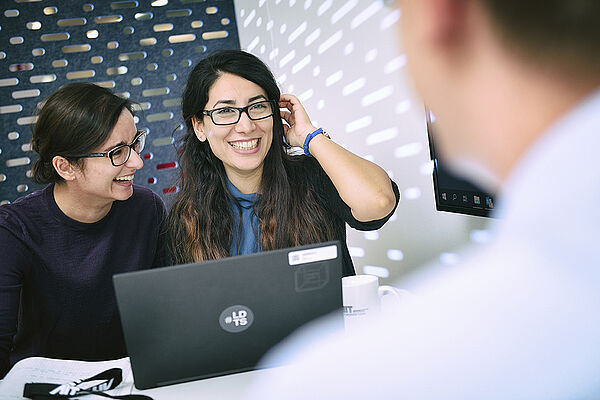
[110,146,130,166]
[212,101,273,125]
[134,132,146,153]
[247,101,273,119]
[109,133,145,166]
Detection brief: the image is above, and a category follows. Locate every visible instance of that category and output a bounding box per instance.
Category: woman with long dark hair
[166,50,399,276]
[0,83,166,377]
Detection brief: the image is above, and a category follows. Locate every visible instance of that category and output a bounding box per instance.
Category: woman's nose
[235,110,256,132]
[126,149,144,169]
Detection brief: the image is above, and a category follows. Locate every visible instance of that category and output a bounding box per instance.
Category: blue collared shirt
[226,179,261,256]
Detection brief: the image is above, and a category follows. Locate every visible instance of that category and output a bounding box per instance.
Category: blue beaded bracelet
[302,128,323,157]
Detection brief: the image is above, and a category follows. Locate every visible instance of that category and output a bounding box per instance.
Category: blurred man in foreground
[245,0,600,398]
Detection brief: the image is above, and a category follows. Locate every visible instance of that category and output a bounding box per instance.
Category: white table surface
[131,368,275,399]
[0,361,275,400]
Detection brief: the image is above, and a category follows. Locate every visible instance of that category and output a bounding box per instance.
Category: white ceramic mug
[342,274,405,331]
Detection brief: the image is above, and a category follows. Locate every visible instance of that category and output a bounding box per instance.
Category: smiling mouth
[229,138,259,150]
[113,175,134,182]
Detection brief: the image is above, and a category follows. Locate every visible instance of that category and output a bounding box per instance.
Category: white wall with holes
[234,0,490,283]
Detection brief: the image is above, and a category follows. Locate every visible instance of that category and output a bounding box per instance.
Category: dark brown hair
[166,50,336,264]
[31,82,133,184]
[482,0,600,72]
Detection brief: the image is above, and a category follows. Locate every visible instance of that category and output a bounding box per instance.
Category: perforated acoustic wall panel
[0,0,240,204]
[234,0,490,282]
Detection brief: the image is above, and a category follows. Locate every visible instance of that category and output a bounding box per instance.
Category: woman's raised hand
[278,94,317,148]
[278,96,396,222]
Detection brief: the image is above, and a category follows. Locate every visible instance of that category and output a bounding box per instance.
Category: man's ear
[192,116,207,142]
[52,156,77,181]
[424,0,470,46]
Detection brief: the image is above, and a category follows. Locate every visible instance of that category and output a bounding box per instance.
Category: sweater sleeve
[0,226,31,378]
[316,161,400,231]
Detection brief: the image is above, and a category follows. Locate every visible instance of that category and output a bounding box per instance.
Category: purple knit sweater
[0,184,166,377]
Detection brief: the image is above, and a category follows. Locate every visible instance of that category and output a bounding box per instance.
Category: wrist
[302,128,329,157]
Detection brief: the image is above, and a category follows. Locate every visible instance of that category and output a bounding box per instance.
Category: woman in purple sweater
[0,83,166,377]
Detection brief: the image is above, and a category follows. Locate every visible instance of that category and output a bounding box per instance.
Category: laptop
[113,241,343,390]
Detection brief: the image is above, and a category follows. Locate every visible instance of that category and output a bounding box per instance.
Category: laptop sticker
[294,264,330,293]
[219,305,255,333]
[287,244,337,266]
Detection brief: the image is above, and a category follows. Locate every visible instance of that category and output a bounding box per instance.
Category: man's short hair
[482,0,600,73]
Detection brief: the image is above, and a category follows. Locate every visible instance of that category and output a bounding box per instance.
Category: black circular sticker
[219,305,254,333]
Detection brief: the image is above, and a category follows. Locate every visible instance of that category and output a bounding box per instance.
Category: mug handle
[378,285,404,300]
[378,285,410,313]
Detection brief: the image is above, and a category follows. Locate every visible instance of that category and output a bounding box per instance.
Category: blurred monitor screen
[426,110,496,218]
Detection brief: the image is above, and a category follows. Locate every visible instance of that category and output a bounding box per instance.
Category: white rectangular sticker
[288,244,338,266]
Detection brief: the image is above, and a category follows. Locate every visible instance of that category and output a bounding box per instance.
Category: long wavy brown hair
[166,50,336,264]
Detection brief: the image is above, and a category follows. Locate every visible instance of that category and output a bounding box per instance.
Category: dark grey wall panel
[0,0,240,204]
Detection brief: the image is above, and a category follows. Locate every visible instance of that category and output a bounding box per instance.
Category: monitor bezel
[426,109,496,218]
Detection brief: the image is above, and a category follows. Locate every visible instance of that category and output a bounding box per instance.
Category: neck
[461,44,600,185]
[225,167,263,194]
[53,183,113,223]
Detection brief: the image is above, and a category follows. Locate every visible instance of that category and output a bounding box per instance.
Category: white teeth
[230,139,259,150]
[114,175,133,181]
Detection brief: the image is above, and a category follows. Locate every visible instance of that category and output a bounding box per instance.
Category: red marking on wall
[162,186,178,194]
[156,162,176,170]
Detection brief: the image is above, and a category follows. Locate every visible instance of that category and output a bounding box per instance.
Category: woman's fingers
[279,95,310,124]
[278,93,316,146]
[278,94,302,113]
[280,110,293,124]
[279,93,298,103]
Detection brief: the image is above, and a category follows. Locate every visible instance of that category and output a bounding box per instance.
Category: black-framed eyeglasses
[70,130,146,167]
[202,100,276,126]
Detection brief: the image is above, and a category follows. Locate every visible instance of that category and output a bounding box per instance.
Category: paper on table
[0,357,134,400]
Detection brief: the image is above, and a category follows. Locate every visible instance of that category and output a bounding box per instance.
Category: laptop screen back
[113,241,343,389]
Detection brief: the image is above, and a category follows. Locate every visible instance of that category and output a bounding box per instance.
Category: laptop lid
[113,241,343,390]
